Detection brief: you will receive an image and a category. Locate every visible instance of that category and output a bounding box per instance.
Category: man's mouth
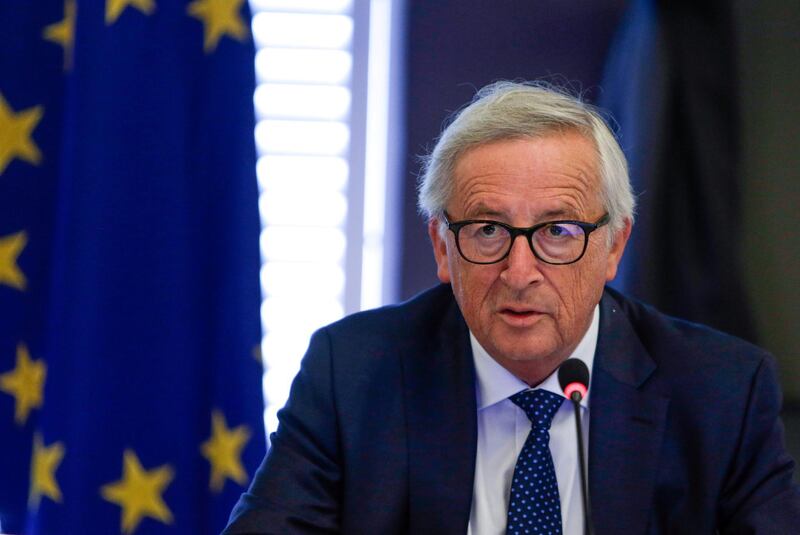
[498,307,545,325]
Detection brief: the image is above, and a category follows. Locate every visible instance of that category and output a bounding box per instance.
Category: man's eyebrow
[463,205,580,221]
[471,210,506,220]
[538,208,575,220]
[463,204,506,219]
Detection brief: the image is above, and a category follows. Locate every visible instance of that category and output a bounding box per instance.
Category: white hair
[417,81,635,237]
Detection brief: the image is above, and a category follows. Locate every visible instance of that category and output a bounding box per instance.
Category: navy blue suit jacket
[224,284,800,534]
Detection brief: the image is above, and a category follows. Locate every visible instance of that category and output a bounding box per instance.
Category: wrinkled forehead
[448,133,604,217]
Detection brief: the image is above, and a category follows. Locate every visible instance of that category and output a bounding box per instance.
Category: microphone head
[558,358,590,401]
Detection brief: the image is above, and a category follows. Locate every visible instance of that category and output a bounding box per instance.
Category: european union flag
[0,1,265,533]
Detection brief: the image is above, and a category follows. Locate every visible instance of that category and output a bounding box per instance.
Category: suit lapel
[589,291,670,535]
[403,295,477,534]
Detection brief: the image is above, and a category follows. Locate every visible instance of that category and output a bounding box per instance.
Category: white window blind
[251,0,355,434]
[251,0,401,435]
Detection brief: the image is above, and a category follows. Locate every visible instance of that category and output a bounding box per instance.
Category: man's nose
[499,235,544,289]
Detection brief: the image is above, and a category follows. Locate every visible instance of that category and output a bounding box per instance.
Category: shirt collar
[471,304,599,410]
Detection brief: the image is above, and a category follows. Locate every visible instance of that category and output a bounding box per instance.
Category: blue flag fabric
[0,1,265,533]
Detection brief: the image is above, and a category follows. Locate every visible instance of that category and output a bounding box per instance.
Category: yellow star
[0,231,27,290]
[42,0,76,71]
[187,0,248,53]
[101,450,174,534]
[0,93,44,176]
[0,343,46,425]
[200,409,251,492]
[29,432,65,511]
[106,0,155,25]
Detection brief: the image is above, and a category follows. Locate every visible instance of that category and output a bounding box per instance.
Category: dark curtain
[601,0,757,341]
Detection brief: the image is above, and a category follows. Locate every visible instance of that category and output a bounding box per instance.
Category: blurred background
[0,0,797,533]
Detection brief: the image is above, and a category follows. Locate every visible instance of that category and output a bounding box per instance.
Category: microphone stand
[569,392,594,535]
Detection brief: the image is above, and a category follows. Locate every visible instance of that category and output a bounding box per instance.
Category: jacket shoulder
[603,286,771,377]
[324,283,460,344]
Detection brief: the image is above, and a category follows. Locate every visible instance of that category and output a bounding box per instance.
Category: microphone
[558,358,594,535]
[559,358,589,403]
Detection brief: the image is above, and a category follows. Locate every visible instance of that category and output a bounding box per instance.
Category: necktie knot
[509,389,564,429]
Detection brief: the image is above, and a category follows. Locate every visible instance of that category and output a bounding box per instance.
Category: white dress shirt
[467,305,598,535]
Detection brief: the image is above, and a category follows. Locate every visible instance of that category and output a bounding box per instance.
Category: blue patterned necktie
[506,389,565,535]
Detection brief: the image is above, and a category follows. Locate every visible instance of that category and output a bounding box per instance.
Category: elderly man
[224,82,800,534]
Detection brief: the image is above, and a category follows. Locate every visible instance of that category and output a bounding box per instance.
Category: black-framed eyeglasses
[443,211,610,265]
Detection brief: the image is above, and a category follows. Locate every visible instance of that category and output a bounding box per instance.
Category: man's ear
[428,218,452,283]
[605,217,632,282]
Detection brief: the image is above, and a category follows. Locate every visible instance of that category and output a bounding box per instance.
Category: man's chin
[499,348,555,363]
[486,324,559,361]
[487,338,560,365]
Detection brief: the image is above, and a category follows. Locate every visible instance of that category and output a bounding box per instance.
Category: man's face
[429,132,631,382]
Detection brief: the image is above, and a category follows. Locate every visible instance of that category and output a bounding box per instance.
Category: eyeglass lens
[457,222,587,264]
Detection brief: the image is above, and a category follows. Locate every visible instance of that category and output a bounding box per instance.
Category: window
[250,0,402,434]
